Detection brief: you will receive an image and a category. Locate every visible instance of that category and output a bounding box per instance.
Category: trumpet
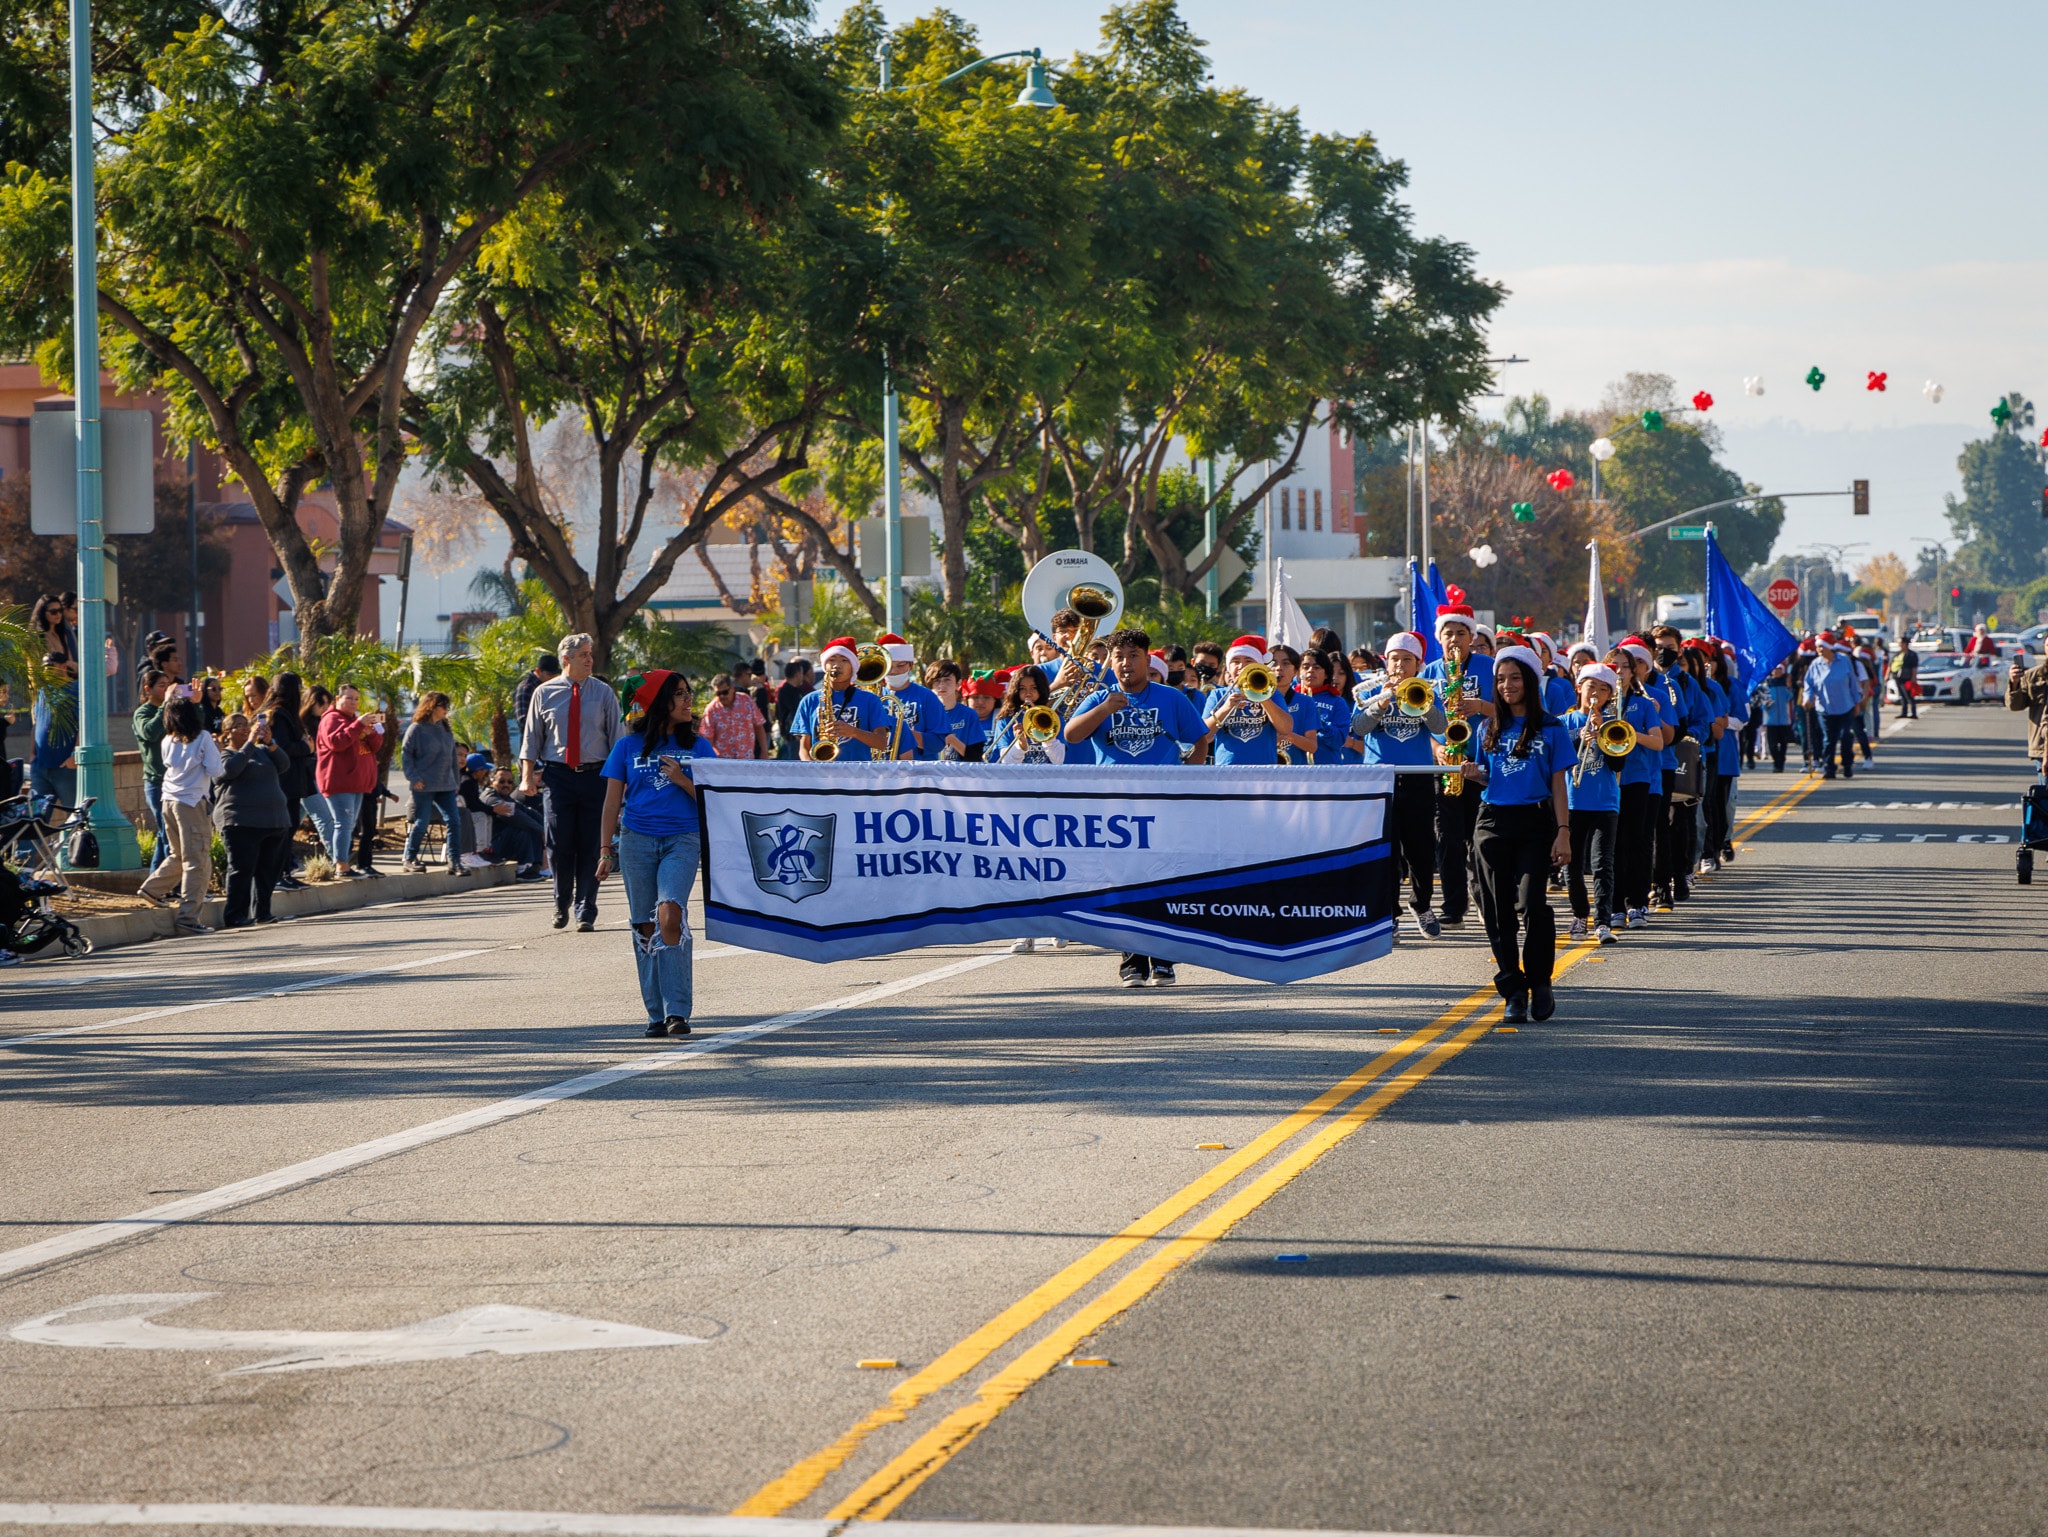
[1237,662,1278,703]
[809,674,842,762]
[1393,675,1435,717]
[1021,704,1063,744]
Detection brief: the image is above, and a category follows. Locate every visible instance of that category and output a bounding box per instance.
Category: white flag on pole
[1271,557,1316,652]
[1583,541,1612,655]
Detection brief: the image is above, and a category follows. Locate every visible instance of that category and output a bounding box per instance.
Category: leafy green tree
[1594,413,1781,614]
[1945,416,2048,590]
[0,0,832,662]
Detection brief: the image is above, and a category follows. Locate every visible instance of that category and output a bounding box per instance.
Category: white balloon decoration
[1744,376,1765,397]
[1589,437,1616,463]
[1923,380,1945,403]
[1469,544,1498,569]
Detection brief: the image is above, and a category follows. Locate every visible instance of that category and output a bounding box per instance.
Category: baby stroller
[0,792,95,963]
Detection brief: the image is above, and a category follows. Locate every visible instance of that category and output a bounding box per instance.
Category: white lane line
[0,952,1009,1281]
[0,1508,1427,1537]
[0,954,367,992]
[1,950,498,1047]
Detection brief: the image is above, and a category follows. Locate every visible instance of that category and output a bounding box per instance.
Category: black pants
[1433,780,1481,920]
[1896,682,1917,718]
[353,790,380,871]
[541,762,607,921]
[489,807,544,869]
[1653,769,1683,893]
[1821,710,1858,777]
[1617,780,1654,910]
[283,793,305,869]
[1674,767,1704,876]
[1387,776,1437,914]
[1849,705,1872,758]
[1567,809,1618,924]
[1701,763,1728,861]
[1474,802,1558,999]
[1765,724,1792,770]
[222,825,289,925]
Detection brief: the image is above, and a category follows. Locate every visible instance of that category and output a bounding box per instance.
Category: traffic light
[1951,586,1963,601]
[1853,478,1869,516]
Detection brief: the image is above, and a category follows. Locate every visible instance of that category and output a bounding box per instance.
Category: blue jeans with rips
[617,826,699,1026]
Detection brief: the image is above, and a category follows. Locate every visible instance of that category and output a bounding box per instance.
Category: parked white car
[1891,650,2005,705]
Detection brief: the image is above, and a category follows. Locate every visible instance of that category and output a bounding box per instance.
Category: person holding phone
[213,711,293,926]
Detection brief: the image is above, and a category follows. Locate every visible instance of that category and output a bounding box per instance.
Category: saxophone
[1572,697,1607,788]
[809,675,842,762]
[1439,654,1470,796]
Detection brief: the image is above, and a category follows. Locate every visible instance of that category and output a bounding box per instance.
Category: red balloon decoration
[1866,371,1888,392]
[1443,583,1467,606]
[1546,468,1576,492]
[1691,391,1713,412]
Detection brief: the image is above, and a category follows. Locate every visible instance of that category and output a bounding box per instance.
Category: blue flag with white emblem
[1705,531,1797,688]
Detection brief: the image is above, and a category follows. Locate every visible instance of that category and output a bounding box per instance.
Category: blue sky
[829,0,2048,571]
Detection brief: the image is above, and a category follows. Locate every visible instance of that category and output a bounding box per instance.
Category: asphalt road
[1,701,2041,1537]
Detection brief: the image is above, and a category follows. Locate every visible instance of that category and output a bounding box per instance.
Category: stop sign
[1766,577,1800,613]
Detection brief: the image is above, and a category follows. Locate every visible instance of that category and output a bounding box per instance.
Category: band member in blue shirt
[988,665,1063,763]
[1298,650,1359,765]
[1609,643,1671,929]
[1351,631,1447,937]
[1422,605,1495,927]
[1266,645,1323,763]
[792,637,893,761]
[921,660,988,761]
[1531,633,1577,718]
[1203,636,1296,765]
[1065,628,1214,988]
[1561,662,1660,944]
[874,633,946,760]
[1457,645,1572,1024]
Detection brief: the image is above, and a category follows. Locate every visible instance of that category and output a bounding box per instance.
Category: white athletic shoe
[1568,917,1587,938]
[1052,938,1069,949]
[1596,924,1616,944]
[1010,938,1036,954]
[1626,907,1645,928]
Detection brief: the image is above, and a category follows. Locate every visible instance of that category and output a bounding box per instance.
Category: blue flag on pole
[1427,559,1449,606]
[1408,560,1442,660]
[1705,532,1796,688]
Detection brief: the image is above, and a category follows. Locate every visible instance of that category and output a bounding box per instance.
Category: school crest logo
[743,810,835,902]
[1106,706,1163,756]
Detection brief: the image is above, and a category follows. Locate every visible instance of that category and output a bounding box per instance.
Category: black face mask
[1657,645,1680,670]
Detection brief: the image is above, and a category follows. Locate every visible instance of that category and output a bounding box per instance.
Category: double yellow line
[736,941,1600,1522]
[1732,768,1824,845]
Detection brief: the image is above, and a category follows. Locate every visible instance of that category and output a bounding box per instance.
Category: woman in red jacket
[315,683,387,879]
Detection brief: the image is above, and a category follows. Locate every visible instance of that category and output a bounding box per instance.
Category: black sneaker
[1119,960,1150,989]
[1530,984,1555,1022]
[643,1020,668,1038]
[552,911,570,929]
[1503,992,1529,1025]
[1673,876,1690,902]
[1149,963,1177,987]
[1439,911,1466,927]
[576,918,596,932]
[275,875,305,892]
[666,1017,692,1037]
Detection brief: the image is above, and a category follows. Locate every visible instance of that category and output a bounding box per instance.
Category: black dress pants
[222,825,289,925]
[1474,801,1558,999]
[1653,768,1683,893]
[1387,775,1438,914]
[541,761,607,921]
[1568,809,1619,923]
[1433,780,1481,920]
[1616,780,1653,910]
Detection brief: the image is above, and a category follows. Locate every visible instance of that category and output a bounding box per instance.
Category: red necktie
[565,682,582,768]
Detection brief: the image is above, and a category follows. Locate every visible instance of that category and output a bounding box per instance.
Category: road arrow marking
[9,1293,705,1375]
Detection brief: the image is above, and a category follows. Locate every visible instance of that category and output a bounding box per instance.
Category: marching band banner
[689,762,1397,983]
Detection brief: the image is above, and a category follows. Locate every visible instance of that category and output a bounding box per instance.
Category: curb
[70,864,520,954]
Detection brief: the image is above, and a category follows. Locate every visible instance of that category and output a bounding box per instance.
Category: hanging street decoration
[1805,366,1826,391]
[1866,371,1888,392]
[1640,410,1665,432]
[1744,377,1765,396]
[1691,391,1714,412]
[1991,398,2013,426]
[1468,543,1498,568]
[1546,468,1575,492]
[1511,501,1536,523]
[1924,381,1945,404]
[1589,437,1616,463]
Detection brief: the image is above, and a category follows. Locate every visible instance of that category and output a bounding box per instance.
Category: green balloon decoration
[1511,501,1535,522]
[1640,410,1664,432]
[1805,366,1825,391]
[1991,398,2013,426]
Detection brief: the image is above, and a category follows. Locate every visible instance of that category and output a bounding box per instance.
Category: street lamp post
[67,0,139,868]
[876,43,1056,633]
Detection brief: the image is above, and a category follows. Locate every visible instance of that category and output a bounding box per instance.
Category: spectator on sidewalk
[298,684,337,864]
[472,760,546,878]
[774,659,813,760]
[265,673,317,889]
[213,711,292,927]
[133,669,173,869]
[512,653,559,754]
[2007,652,2048,777]
[196,674,227,736]
[702,673,769,759]
[315,684,387,879]
[520,633,622,932]
[137,698,221,933]
[400,691,468,876]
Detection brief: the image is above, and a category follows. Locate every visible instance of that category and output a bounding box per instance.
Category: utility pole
[185,443,202,673]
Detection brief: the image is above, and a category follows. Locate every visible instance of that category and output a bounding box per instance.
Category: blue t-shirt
[1074,682,1208,766]
[791,686,892,762]
[883,681,949,760]
[601,730,719,836]
[1421,652,1495,704]
[1306,691,1359,764]
[1543,673,1577,718]
[1646,671,1683,771]
[1355,691,1438,767]
[1204,685,1280,765]
[1563,706,1658,813]
[1478,718,1572,807]
[1614,693,1663,788]
[930,699,987,760]
[1278,688,1321,762]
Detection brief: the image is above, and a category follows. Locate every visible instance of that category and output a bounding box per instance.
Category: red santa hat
[1148,650,1170,680]
[1434,604,1476,634]
[1226,634,1268,665]
[1494,644,1542,677]
[876,632,915,665]
[1384,631,1427,660]
[820,636,859,667]
[1620,640,1653,664]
